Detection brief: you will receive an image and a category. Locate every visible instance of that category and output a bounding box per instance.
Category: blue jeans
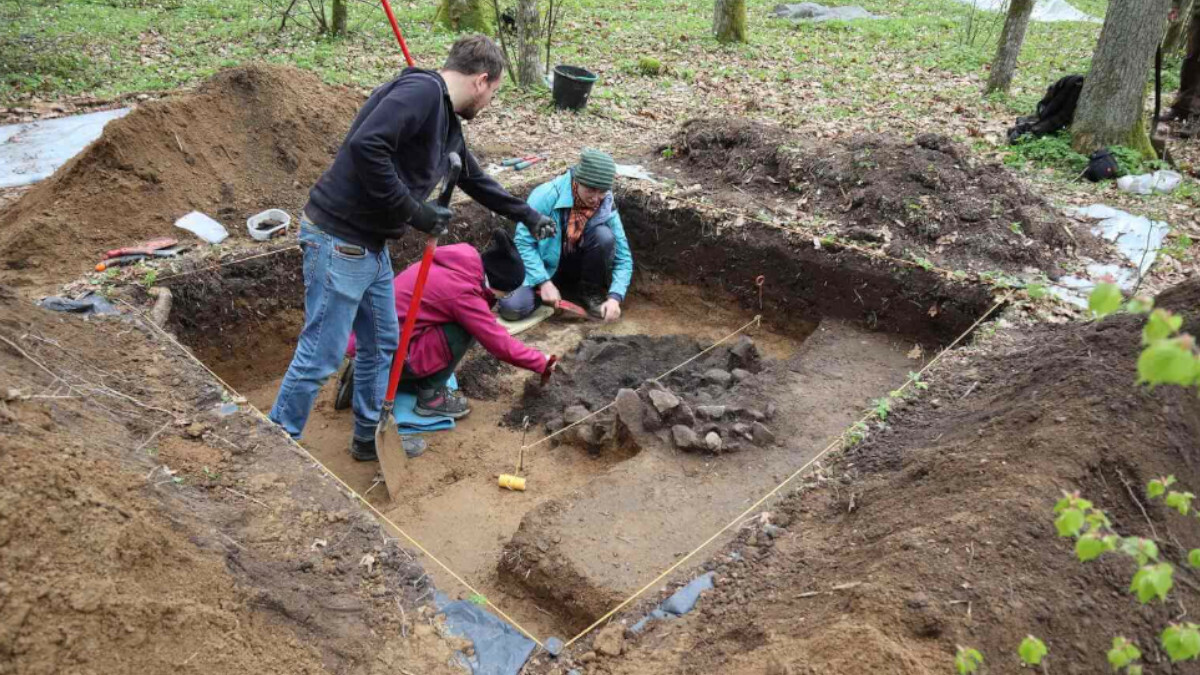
[498,223,615,321]
[269,219,399,441]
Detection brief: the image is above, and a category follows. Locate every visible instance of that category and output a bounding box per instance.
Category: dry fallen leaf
[310,538,327,551]
[359,553,376,573]
[906,344,924,360]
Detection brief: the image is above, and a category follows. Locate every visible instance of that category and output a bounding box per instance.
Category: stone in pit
[703,369,732,388]
[672,425,698,449]
[696,405,726,420]
[705,431,723,452]
[752,422,777,446]
[673,401,696,426]
[614,388,644,433]
[648,389,680,414]
[728,335,761,372]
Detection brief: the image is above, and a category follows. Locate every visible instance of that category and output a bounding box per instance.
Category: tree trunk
[516,0,541,88]
[1172,2,1200,118]
[437,0,493,32]
[1071,0,1171,157]
[713,0,747,43]
[984,0,1034,95]
[1164,0,1194,52]
[330,0,347,35]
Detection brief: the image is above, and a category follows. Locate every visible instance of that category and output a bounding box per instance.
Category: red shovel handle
[382,153,462,405]
[379,0,415,67]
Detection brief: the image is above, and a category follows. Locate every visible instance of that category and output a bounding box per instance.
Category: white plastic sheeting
[1048,205,1170,308]
[948,0,1100,23]
[0,108,130,189]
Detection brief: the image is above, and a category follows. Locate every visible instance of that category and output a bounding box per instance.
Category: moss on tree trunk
[1071,0,1171,158]
[437,0,494,33]
[713,0,747,43]
[330,0,347,35]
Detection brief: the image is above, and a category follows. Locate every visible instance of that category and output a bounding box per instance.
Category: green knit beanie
[573,148,616,190]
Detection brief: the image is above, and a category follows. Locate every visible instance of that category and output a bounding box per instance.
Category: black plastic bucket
[552,65,598,111]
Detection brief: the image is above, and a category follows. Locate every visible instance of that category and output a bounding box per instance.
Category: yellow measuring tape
[120,300,546,648]
[561,292,1011,648]
[120,285,1011,654]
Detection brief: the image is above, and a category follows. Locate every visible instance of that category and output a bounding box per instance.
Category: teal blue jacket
[514,171,634,301]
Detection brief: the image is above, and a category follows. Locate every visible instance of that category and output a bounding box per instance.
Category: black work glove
[531,214,556,241]
[410,200,452,236]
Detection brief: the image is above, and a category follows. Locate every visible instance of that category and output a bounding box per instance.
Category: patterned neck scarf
[565,180,601,253]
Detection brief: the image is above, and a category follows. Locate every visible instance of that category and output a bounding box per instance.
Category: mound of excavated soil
[0,287,466,674]
[601,279,1200,675]
[0,65,359,290]
[666,118,1099,275]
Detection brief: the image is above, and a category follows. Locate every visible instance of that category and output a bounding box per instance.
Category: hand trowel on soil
[376,153,461,501]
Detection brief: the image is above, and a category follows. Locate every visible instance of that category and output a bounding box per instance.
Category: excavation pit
[164,186,996,638]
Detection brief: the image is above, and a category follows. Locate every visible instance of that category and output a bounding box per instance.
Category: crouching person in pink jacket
[344,231,555,461]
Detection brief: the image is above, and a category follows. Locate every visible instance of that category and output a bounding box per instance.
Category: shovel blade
[375,412,407,502]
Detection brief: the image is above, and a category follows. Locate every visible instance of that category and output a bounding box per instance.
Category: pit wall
[614,185,996,346]
[167,182,996,365]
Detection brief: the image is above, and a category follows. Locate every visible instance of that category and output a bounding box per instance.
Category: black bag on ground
[1082,148,1119,182]
[1007,75,1085,144]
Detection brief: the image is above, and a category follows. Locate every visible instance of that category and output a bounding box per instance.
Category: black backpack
[1082,148,1119,182]
[1007,75,1085,144]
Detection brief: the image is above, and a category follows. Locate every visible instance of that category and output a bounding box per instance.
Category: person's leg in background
[413,323,475,419]
[497,285,538,321]
[559,223,615,316]
[270,222,379,441]
[578,223,615,292]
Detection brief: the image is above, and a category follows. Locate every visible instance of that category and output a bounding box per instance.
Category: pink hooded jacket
[347,243,548,377]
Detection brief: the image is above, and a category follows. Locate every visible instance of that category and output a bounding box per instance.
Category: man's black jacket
[305,68,540,250]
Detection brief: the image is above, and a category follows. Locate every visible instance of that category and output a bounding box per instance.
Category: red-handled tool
[540,355,558,386]
[103,238,178,260]
[501,155,540,167]
[379,0,415,67]
[376,153,461,500]
[514,157,546,171]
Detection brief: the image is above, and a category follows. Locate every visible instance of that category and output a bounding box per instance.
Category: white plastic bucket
[247,209,291,241]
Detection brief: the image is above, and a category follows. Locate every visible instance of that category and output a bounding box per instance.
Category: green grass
[1,0,1108,109]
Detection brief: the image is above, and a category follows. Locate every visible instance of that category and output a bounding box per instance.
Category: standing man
[499,149,633,322]
[270,35,555,462]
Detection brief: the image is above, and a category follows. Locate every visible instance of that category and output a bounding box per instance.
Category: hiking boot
[350,436,428,461]
[351,436,378,461]
[415,386,471,419]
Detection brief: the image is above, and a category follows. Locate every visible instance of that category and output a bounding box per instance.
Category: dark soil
[0,65,360,291]
[616,183,997,347]
[662,118,1103,275]
[455,350,506,401]
[503,333,774,455]
[591,278,1200,675]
